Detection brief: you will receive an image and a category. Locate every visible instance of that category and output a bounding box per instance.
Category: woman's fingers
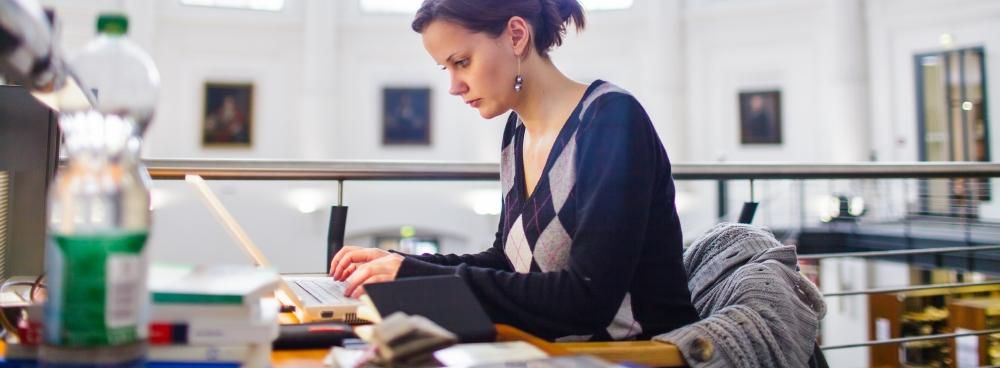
[329,246,360,277]
[349,275,392,299]
[340,263,358,280]
[332,248,370,280]
[332,248,392,280]
[342,258,400,297]
[342,266,372,297]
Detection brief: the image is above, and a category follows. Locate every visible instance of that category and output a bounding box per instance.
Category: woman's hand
[329,246,391,280]
[341,253,404,298]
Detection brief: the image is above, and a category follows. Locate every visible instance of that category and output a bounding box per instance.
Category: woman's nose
[448,76,468,96]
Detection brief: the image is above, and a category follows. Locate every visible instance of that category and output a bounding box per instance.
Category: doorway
[915,47,990,218]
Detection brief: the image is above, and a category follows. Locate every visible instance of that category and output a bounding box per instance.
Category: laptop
[185,174,366,324]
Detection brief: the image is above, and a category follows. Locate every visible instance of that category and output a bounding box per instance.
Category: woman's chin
[477,105,506,119]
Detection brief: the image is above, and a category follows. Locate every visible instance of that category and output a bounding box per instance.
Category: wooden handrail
[557,339,687,367]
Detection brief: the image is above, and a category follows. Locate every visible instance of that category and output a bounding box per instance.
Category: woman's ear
[507,16,531,57]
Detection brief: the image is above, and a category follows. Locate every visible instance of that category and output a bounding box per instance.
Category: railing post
[798,180,806,232]
[338,179,344,206]
[737,179,759,224]
[905,179,914,266]
[964,176,973,246]
[326,179,348,274]
[967,249,975,273]
[717,180,727,220]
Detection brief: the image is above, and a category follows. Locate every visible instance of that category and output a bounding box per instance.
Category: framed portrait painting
[382,87,431,146]
[202,82,253,147]
[738,90,782,145]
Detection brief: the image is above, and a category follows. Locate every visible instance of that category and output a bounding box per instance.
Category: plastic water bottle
[71,13,159,133]
[41,13,158,367]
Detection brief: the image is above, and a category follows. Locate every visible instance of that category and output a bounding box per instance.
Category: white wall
[682,0,874,165]
[148,1,307,159]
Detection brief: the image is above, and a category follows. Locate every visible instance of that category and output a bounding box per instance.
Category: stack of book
[147,263,281,367]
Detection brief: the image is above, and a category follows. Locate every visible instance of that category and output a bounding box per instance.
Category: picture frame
[382,87,431,146]
[738,90,782,145]
[202,82,253,147]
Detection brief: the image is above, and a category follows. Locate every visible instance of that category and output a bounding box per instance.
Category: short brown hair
[412,0,585,57]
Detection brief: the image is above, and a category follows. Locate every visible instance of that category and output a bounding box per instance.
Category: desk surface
[270,324,573,367]
[269,324,686,367]
[0,325,684,367]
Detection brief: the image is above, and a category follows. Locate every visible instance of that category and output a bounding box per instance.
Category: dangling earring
[514,55,523,93]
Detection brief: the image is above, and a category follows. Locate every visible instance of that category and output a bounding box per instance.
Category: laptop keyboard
[295,278,354,304]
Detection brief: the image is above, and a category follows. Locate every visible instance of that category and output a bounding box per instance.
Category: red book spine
[149,322,189,345]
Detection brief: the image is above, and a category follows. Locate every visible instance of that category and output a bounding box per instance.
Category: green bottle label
[51,231,147,347]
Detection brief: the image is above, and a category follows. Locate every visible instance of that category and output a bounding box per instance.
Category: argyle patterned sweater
[395,80,699,341]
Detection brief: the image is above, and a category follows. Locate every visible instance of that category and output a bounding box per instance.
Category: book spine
[151,302,261,322]
[148,344,253,362]
[149,321,278,345]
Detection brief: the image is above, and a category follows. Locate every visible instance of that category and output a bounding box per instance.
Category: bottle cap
[97,13,128,35]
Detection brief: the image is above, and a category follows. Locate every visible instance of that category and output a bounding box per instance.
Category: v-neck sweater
[395,80,699,341]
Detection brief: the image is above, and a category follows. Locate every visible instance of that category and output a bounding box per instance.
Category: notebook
[364,275,496,343]
[185,174,365,324]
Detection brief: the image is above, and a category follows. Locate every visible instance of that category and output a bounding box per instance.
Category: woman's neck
[512,58,588,138]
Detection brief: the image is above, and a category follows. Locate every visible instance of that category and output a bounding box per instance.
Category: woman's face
[422,20,518,119]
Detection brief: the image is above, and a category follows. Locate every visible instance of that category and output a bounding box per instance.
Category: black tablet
[364,275,497,343]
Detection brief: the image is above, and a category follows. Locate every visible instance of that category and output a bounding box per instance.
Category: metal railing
[822,328,1000,350]
[800,244,1000,260]
[145,159,1000,360]
[145,159,1000,180]
[823,280,1000,297]
[145,159,500,181]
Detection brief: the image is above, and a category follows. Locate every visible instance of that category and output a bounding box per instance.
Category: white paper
[875,318,891,341]
[955,328,979,368]
[434,341,548,367]
[324,347,367,368]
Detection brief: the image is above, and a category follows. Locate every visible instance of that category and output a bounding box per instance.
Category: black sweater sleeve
[394,95,661,339]
[394,114,517,273]
[395,205,512,272]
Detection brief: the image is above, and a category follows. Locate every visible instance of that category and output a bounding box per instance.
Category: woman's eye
[456,59,470,68]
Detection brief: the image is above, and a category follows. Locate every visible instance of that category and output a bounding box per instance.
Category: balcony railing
[146,159,1000,180]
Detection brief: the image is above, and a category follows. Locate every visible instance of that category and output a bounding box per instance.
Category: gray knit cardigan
[654,223,826,368]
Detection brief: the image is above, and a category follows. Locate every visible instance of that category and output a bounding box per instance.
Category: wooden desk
[271,324,686,367]
[272,297,685,366]
[271,324,571,367]
[271,347,329,368]
[0,324,685,367]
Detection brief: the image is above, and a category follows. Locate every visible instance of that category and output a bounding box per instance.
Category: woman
[330,0,698,341]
